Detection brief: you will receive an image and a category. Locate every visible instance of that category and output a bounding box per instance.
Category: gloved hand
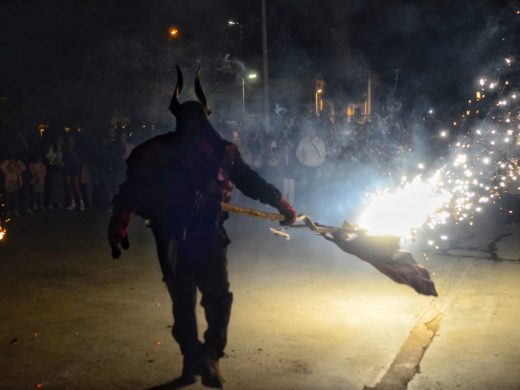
[108,212,131,259]
[276,196,297,226]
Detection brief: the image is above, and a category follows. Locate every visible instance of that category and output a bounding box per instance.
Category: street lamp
[168,26,180,39]
[315,80,325,116]
[242,71,259,115]
[167,25,180,70]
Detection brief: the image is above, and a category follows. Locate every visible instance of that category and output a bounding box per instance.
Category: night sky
[0,0,518,130]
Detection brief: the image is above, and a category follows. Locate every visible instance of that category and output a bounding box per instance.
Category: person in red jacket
[108,67,296,389]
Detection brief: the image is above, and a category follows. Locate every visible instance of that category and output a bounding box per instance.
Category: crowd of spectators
[0,107,418,223]
[222,107,414,221]
[0,125,140,217]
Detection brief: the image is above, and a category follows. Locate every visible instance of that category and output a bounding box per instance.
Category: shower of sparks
[358,174,451,237]
[357,56,520,244]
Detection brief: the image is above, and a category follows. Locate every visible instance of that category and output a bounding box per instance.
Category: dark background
[0,0,518,131]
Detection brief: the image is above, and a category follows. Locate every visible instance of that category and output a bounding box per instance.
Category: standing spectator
[250,129,267,171]
[296,120,326,208]
[231,129,252,165]
[120,132,135,160]
[14,131,33,214]
[46,137,65,210]
[80,161,94,208]
[63,137,85,210]
[278,131,296,205]
[296,120,326,172]
[102,127,124,209]
[265,139,281,185]
[29,156,47,210]
[78,130,97,208]
[0,156,26,217]
[230,129,252,204]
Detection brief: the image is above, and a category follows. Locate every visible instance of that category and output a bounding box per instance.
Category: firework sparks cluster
[358,56,520,246]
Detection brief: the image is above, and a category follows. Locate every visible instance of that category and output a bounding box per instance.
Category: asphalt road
[1,207,519,390]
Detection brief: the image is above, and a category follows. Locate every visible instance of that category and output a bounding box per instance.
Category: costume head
[169,66,220,143]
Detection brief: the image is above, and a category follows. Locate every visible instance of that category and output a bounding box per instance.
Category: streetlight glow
[168,26,180,39]
[228,20,238,26]
[247,72,258,80]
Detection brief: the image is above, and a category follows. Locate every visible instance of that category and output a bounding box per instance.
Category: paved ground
[1,207,519,389]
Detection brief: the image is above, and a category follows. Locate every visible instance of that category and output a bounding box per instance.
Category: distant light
[489,82,496,89]
[440,130,448,138]
[479,78,485,86]
[418,163,425,170]
[168,26,180,38]
[505,58,512,65]
[316,89,323,94]
[228,20,238,25]
[476,91,481,100]
[428,108,434,114]
[247,72,258,80]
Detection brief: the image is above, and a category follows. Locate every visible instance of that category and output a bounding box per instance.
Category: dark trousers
[152,223,233,360]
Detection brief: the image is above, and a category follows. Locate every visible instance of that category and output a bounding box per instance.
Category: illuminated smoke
[357,56,520,243]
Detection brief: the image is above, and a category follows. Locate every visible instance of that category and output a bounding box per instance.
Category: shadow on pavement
[146,376,198,390]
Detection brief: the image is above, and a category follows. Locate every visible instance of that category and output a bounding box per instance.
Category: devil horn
[195,68,211,115]
[169,65,183,116]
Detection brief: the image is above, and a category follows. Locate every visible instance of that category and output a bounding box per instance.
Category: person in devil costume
[108,67,296,389]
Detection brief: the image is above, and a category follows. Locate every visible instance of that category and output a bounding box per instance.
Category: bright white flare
[358,175,450,237]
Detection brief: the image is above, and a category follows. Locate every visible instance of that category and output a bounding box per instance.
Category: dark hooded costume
[108,67,295,387]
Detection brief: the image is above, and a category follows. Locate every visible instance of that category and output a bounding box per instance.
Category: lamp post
[242,72,258,115]
[315,79,325,116]
[227,19,248,116]
[261,0,269,132]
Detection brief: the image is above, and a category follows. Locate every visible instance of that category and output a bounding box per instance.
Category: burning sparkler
[356,55,520,243]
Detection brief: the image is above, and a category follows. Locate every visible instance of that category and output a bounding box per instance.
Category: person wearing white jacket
[295,121,326,208]
[296,124,326,168]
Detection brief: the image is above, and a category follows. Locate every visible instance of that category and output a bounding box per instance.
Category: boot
[200,345,224,389]
[67,200,76,210]
[176,356,199,385]
[79,199,85,211]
